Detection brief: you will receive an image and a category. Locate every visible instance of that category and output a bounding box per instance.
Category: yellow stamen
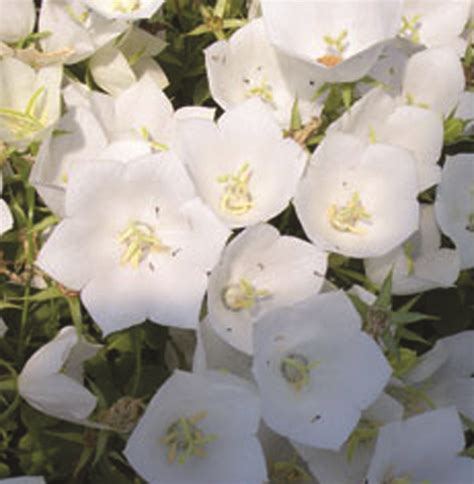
[245,79,274,104]
[112,0,140,13]
[160,411,217,465]
[328,192,371,234]
[117,221,169,268]
[399,14,422,44]
[65,6,90,24]
[280,354,320,392]
[221,278,270,311]
[217,162,254,216]
[139,126,169,152]
[316,54,343,67]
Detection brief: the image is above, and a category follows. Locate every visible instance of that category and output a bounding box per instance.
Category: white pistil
[328,192,371,234]
[221,278,270,311]
[160,411,217,465]
[117,221,170,268]
[217,163,254,216]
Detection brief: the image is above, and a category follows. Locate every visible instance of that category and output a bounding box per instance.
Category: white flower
[39,0,128,65]
[435,153,474,269]
[0,172,13,236]
[193,317,254,381]
[366,407,474,484]
[260,0,403,82]
[328,87,444,192]
[402,331,474,421]
[294,393,403,484]
[365,204,460,295]
[402,46,465,117]
[0,0,35,44]
[294,132,419,258]
[252,291,392,449]
[124,370,267,484]
[18,326,100,423]
[205,18,323,128]
[89,26,168,96]
[0,58,62,148]
[176,97,307,229]
[82,0,164,20]
[399,0,471,51]
[36,154,230,336]
[30,76,214,216]
[207,223,327,354]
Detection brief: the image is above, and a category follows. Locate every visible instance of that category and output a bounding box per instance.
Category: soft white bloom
[294,132,419,258]
[36,155,230,335]
[399,0,471,52]
[18,326,100,423]
[328,87,444,191]
[39,0,127,65]
[89,26,168,96]
[176,98,307,229]
[252,291,392,449]
[260,0,403,82]
[193,316,253,381]
[402,46,465,117]
[365,204,460,295]
[205,18,323,128]
[435,153,474,269]
[294,393,403,484]
[208,223,327,354]
[0,0,35,44]
[83,0,164,20]
[30,76,214,217]
[366,407,474,484]
[0,58,62,148]
[124,370,267,484]
[0,172,13,236]
[402,331,474,420]
[0,478,46,484]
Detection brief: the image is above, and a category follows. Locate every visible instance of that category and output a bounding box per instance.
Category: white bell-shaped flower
[36,154,230,335]
[365,204,460,295]
[0,0,35,44]
[0,58,62,148]
[124,370,267,484]
[176,97,307,229]
[205,18,324,128]
[207,223,327,354]
[294,132,419,258]
[366,407,474,484]
[260,0,403,82]
[18,326,100,423]
[252,291,392,449]
[435,153,474,269]
[39,0,128,65]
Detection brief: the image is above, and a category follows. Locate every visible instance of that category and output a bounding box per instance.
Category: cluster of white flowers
[0,0,473,483]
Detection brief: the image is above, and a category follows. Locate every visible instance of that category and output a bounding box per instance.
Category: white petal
[0,0,35,43]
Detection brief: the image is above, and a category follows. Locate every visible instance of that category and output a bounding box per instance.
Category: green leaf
[398,327,430,345]
[290,97,303,131]
[374,270,393,309]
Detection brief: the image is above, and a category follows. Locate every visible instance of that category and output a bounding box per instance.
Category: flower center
[399,14,422,44]
[160,411,217,465]
[245,78,274,105]
[0,87,47,140]
[217,162,254,216]
[117,221,170,268]
[112,0,140,13]
[65,5,90,23]
[280,353,320,392]
[328,192,372,234]
[139,126,169,152]
[221,278,270,311]
[317,29,348,66]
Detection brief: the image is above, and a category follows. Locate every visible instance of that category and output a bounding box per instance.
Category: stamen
[112,0,141,13]
[221,278,270,311]
[0,87,47,140]
[245,78,274,104]
[399,14,422,44]
[117,221,170,268]
[280,353,320,392]
[328,192,371,234]
[317,29,348,66]
[217,163,254,216]
[160,411,217,465]
[139,126,169,152]
[65,6,90,23]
